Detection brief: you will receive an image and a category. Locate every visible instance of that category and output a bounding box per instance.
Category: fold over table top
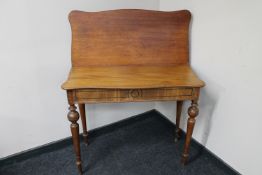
[62,10,204,91]
[62,65,205,90]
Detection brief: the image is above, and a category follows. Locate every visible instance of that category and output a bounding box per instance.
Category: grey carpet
[0,110,238,175]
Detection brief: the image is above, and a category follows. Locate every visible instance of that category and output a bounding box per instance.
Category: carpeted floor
[0,110,238,175]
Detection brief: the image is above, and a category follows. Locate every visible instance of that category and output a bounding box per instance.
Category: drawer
[74,87,196,103]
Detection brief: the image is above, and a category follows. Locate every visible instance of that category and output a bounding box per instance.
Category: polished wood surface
[69,9,191,67]
[67,91,82,175]
[62,65,204,90]
[62,9,205,173]
[182,100,199,165]
[74,87,199,104]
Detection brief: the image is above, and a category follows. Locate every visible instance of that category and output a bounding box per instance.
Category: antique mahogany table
[62,9,205,174]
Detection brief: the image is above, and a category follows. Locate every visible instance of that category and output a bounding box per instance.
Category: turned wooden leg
[175,101,183,142]
[68,104,83,174]
[181,100,199,165]
[78,103,88,145]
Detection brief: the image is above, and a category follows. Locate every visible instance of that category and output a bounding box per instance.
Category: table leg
[175,101,183,142]
[79,103,88,145]
[181,100,199,165]
[67,90,83,175]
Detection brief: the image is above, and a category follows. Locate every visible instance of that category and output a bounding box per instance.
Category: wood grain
[69,9,191,67]
[67,91,82,174]
[62,65,205,90]
[73,87,198,104]
[62,9,206,172]
[181,100,199,165]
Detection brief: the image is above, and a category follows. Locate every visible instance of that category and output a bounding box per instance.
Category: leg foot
[181,100,199,164]
[181,153,189,165]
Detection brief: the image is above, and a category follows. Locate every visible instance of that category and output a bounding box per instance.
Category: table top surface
[62,10,205,91]
[62,65,205,90]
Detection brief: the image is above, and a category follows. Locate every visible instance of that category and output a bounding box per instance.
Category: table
[62,9,205,174]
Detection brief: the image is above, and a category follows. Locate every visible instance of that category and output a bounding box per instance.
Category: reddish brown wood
[181,100,199,165]
[74,87,197,104]
[69,9,191,67]
[62,9,205,172]
[175,101,183,142]
[78,103,88,145]
[67,91,83,174]
[62,65,205,90]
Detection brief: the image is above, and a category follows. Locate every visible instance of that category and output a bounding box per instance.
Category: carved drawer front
[75,88,194,103]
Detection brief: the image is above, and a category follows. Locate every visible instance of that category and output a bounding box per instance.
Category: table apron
[72,87,199,104]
